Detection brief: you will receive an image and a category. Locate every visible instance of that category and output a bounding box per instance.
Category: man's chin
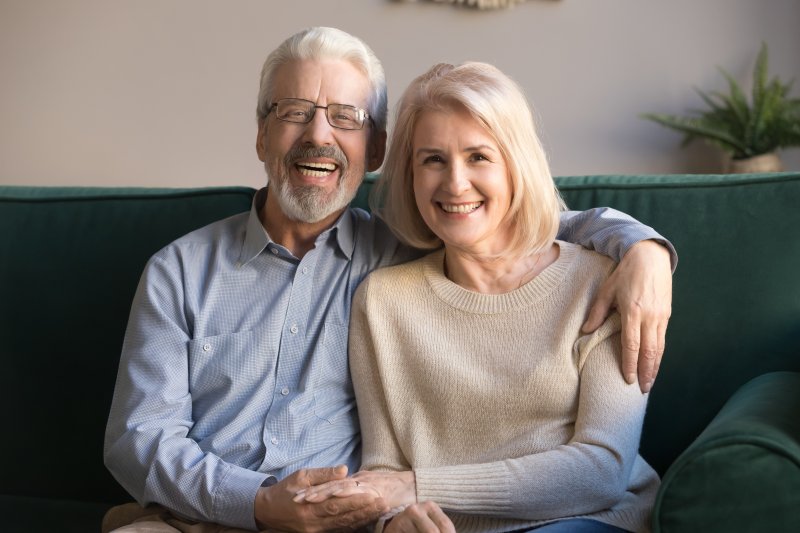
[275,188,351,224]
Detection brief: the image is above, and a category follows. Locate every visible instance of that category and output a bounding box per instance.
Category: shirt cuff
[620,231,679,273]
[213,464,272,530]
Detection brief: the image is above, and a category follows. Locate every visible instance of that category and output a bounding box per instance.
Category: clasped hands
[296,468,454,533]
[255,465,453,532]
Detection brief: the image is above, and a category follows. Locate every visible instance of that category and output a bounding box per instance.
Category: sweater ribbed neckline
[422,241,577,314]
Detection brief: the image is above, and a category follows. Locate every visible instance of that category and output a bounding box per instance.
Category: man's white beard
[270,173,357,224]
[266,143,364,224]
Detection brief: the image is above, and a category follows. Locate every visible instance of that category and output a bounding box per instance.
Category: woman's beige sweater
[349,241,660,533]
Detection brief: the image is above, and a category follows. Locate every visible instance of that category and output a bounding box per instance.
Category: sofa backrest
[553,173,800,474]
[2,173,798,507]
[0,186,255,505]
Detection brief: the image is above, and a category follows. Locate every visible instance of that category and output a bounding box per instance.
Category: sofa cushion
[652,371,800,532]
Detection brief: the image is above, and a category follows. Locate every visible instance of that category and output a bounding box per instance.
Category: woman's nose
[442,162,471,195]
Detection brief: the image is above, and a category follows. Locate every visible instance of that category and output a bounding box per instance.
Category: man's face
[256,58,385,224]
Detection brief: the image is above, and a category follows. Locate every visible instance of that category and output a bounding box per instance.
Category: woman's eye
[470,153,489,162]
[423,155,444,164]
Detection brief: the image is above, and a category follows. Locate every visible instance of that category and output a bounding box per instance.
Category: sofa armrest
[652,371,800,533]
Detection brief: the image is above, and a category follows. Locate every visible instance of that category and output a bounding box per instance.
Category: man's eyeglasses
[268,98,372,130]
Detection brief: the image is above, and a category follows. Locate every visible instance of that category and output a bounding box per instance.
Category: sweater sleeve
[349,278,412,473]
[414,316,649,520]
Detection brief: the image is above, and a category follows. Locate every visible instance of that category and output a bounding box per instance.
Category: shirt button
[270,248,279,255]
[302,267,309,274]
[281,387,290,396]
[202,343,212,352]
[290,325,299,334]
[271,437,279,445]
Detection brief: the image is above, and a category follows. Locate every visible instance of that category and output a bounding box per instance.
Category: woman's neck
[443,243,559,295]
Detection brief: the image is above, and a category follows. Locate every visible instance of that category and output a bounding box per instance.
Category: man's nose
[300,108,335,146]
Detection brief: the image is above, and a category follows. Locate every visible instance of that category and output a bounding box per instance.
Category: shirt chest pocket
[188,330,274,403]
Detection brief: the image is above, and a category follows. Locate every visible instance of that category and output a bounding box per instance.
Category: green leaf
[641,113,749,156]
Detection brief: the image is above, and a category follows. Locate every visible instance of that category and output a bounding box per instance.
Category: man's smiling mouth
[296,162,338,177]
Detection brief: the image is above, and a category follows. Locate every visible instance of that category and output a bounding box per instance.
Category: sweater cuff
[213,464,271,530]
[414,462,512,513]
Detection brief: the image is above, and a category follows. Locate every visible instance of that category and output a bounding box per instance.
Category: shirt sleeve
[557,208,678,271]
[103,250,269,530]
[413,316,651,520]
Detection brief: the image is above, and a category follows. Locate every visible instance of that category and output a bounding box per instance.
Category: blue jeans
[521,518,631,532]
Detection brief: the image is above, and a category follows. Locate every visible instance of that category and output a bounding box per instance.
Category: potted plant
[642,43,800,173]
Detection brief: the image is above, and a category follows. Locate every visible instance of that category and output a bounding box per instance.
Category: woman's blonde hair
[375,62,565,257]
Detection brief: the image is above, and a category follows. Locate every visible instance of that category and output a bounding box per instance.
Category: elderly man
[104,27,674,533]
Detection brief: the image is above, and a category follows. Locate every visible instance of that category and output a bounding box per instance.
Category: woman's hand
[385,502,455,533]
[295,470,417,509]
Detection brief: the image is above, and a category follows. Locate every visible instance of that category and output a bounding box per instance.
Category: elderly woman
[297,62,660,533]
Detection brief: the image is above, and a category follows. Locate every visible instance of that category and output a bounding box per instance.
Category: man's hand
[582,240,672,393]
[255,465,389,533]
[385,502,455,533]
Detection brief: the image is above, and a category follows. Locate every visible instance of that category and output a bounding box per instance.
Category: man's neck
[259,191,344,259]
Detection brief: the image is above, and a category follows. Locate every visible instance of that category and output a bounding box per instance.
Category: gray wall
[1,0,798,188]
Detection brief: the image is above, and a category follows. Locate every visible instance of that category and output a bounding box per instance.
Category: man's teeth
[440,202,482,214]
[297,162,337,177]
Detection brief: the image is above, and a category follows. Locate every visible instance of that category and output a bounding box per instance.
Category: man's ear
[256,119,268,162]
[366,129,387,172]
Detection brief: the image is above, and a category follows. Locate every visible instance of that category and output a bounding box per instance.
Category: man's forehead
[271,58,371,106]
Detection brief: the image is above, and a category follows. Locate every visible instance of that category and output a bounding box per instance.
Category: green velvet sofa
[1,173,798,533]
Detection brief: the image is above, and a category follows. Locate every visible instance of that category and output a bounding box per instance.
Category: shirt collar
[238,186,356,265]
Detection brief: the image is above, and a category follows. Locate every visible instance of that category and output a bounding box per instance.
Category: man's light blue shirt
[104,187,674,529]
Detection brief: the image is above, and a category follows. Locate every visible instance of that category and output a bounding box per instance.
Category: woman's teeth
[440,202,482,214]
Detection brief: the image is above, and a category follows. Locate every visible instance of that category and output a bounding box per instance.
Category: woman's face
[412,106,513,255]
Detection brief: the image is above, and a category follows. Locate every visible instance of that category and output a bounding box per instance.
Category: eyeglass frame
[267,98,374,131]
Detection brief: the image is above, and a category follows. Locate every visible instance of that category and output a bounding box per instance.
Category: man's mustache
[284,145,348,170]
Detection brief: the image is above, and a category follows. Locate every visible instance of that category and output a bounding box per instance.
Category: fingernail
[292,494,305,503]
[642,380,652,393]
[625,373,637,384]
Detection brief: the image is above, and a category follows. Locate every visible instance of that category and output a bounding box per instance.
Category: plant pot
[726,152,784,173]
